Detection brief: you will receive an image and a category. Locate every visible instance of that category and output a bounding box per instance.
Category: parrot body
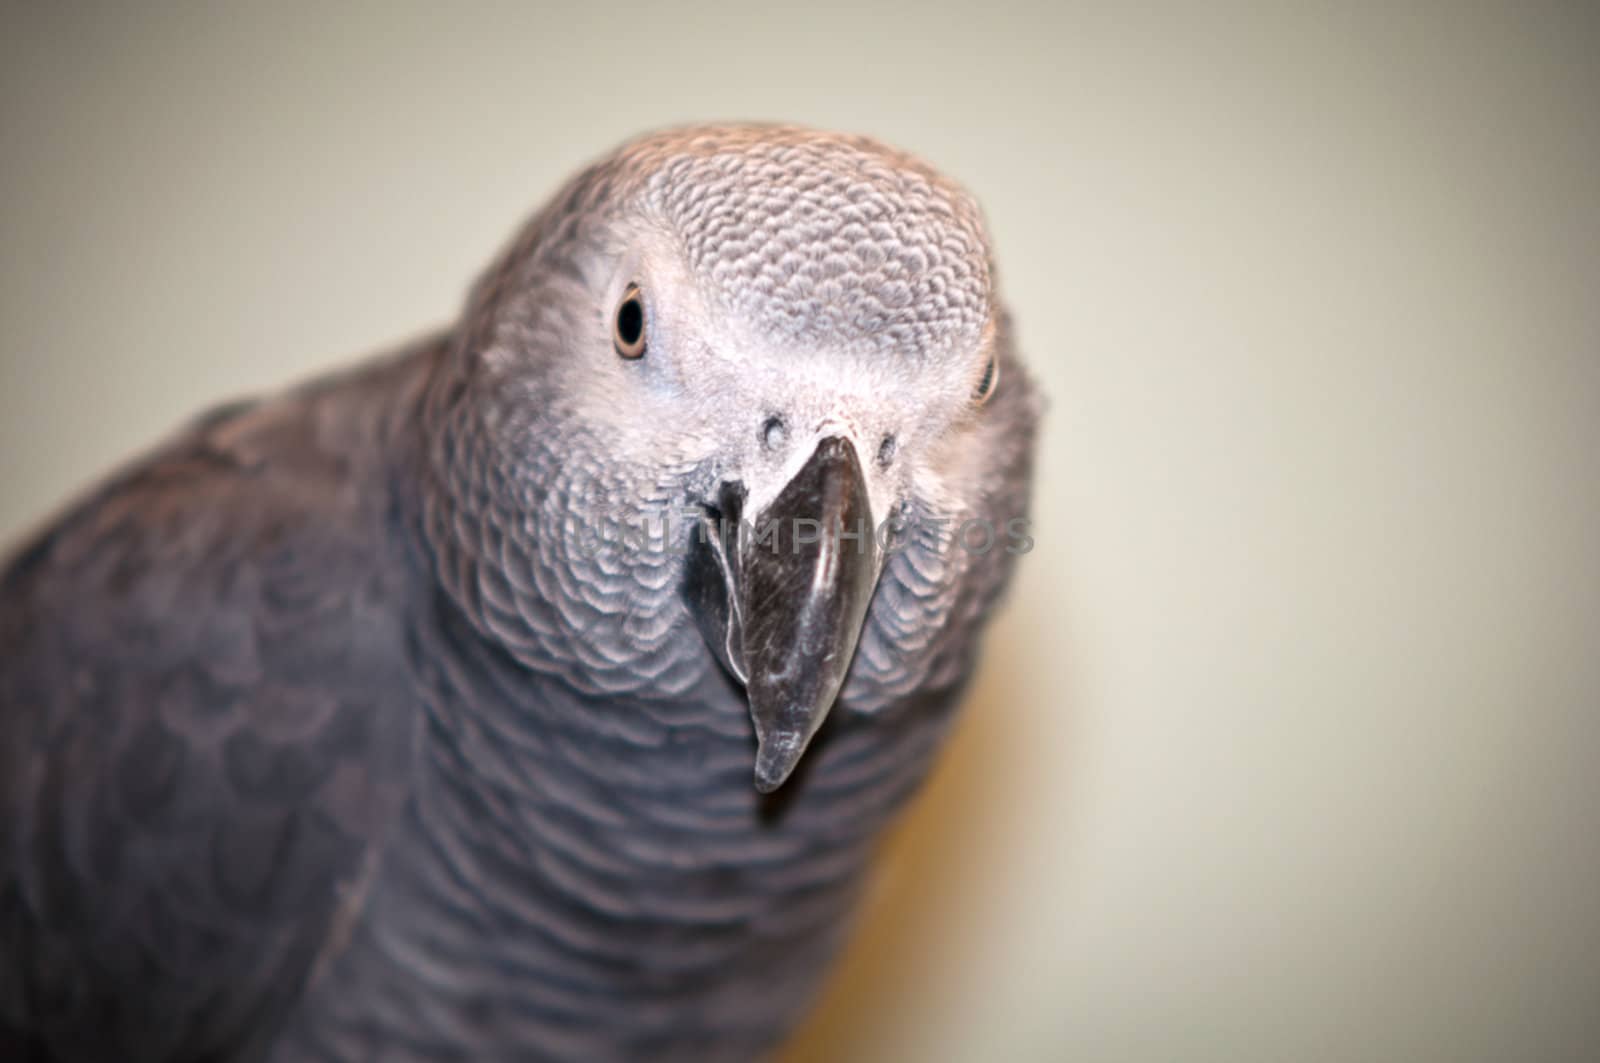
[0,126,1039,1060]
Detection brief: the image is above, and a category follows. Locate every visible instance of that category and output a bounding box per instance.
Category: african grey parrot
[0,125,1039,1061]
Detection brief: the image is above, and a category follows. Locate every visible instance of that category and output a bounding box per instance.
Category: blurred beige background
[4,3,1599,1060]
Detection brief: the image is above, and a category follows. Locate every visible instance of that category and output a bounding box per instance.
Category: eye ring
[613,284,646,359]
[973,353,999,404]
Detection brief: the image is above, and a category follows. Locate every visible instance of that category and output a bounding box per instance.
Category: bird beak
[684,436,880,792]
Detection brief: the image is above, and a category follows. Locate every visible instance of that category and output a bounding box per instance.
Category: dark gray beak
[685,436,879,792]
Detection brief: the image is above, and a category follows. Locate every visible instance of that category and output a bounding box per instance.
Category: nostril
[762,416,787,450]
[877,434,897,468]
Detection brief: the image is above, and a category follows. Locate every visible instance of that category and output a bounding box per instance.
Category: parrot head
[427,125,1022,792]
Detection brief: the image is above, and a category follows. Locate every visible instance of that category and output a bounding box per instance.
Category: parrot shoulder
[0,364,427,1061]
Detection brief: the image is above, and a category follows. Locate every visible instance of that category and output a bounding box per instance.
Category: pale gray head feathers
[423,124,1034,723]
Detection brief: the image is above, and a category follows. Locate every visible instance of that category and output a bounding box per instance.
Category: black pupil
[616,298,644,347]
[976,357,995,397]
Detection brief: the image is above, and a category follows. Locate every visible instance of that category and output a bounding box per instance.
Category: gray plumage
[0,125,1039,1061]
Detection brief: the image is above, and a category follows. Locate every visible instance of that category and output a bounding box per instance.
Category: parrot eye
[613,284,646,359]
[973,353,999,404]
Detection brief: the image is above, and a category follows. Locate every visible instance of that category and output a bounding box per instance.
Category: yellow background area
[3,5,1598,1060]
